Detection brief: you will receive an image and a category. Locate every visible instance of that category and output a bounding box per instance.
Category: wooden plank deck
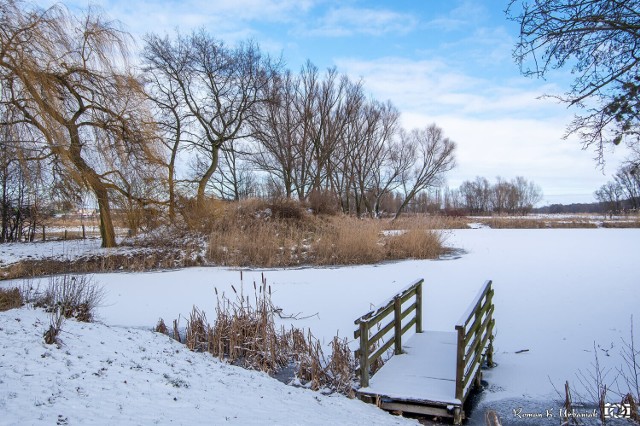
[354,279,494,423]
[358,330,460,408]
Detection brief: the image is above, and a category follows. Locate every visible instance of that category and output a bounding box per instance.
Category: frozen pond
[5,228,639,422]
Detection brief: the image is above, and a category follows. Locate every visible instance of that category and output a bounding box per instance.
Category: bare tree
[595,181,624,215]
[250,69,304,199]
[614,164,640,209]
[459,176,491,214]
[508,0,640,164]
[512,176,543,214]
[143,32,276,205]
[143,45,194,220]
[395,125,456,218]
[0,1,158,247]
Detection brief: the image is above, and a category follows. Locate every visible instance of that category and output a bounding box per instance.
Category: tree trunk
[196,147,220,205]
[168,169,176,221]
[94,184,117,248]
[67,126,117,248]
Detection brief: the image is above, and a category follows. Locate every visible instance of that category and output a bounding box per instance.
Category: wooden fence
[353,279,423,387]
[454,279,495,405]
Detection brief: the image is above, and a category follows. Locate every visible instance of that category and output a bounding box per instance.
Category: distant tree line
[533,203,605,215]
[594,163,640,214]
[0,1,456,246]
[443,176,543,215]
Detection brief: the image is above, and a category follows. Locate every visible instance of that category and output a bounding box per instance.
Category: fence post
[394,296,402,355]
[455,325,465,401]
[359,321,370,388]
[416,281,423,333]
[474,296,483,369]
[64,229,68,240]
[82,225,86,239]
[42,225,45,242]
[487,332,495,368]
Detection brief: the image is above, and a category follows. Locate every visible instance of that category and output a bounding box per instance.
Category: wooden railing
[454,280,495,403]
[354,279,423,387]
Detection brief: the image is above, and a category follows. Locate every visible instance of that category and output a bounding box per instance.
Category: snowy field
[1,228,638,424]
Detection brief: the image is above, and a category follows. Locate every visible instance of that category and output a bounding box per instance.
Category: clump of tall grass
[386,229,444,259]
[159,273,357,396]
[314,218,383,265]
[0,287,22,311]
[206,201,447,267]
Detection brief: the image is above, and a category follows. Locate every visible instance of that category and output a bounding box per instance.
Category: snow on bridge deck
[358,330,460,407]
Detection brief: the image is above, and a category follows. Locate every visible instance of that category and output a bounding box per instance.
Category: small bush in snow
[35,274,105,322]
[154,318,169,335]
[0,287,22,311]
[43,305,65,345]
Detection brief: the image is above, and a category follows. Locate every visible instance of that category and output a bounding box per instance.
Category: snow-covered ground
[0,238,136,269]
[1,228,638,424]
[0,309,412,425]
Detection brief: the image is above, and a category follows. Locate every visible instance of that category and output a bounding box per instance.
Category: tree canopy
[507,0,640,165]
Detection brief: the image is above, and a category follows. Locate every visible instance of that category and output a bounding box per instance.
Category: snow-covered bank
[0,308,413,425]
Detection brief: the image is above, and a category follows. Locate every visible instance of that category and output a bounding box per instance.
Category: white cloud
[426,0,488,32]
[33,0,315,43]
[301,7,418,37]
[334,56,628,203]
[335,56,560,118]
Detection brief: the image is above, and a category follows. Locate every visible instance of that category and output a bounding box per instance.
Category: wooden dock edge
[356,391,464,422]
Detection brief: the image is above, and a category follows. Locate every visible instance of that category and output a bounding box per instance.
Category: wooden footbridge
[354,279,495,424]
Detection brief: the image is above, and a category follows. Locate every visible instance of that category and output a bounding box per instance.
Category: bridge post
[359,321,370,388]
[416,280,423,333]
[455,324,465,401]
[393,296,402,355]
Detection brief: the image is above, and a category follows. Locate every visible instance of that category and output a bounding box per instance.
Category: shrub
[308,190,339,216]
[0,287,22,311]
[314,218,384,265]
[155,318,169,335]
[386,229,444,259]
[268,198,306,220]
[35,274,105,322]
[43,306,64,345]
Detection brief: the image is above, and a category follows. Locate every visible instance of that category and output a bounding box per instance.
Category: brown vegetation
[161,275,356,395]
[0,248,206,281]
[203,199,447,267]
[0,287,22,311]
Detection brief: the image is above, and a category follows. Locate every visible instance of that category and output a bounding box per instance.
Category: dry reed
[166,273,357,396]
[0,287,22,311]
[386,229,444,259]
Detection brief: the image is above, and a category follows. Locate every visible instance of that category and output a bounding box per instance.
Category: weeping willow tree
[0,0,159,247]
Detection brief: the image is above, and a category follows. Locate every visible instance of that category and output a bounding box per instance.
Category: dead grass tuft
[386,229,444,259]
[602,220,640,228]
[479,217,547,229]
[1,247,206,281]
[0,287,22,311]
[387,215,468,230]
[177,196,226,233]
[32,274,105,322]
[314,218,383,265]
[164,274,357,396]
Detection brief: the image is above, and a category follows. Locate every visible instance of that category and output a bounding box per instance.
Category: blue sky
[36,0,632,204]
